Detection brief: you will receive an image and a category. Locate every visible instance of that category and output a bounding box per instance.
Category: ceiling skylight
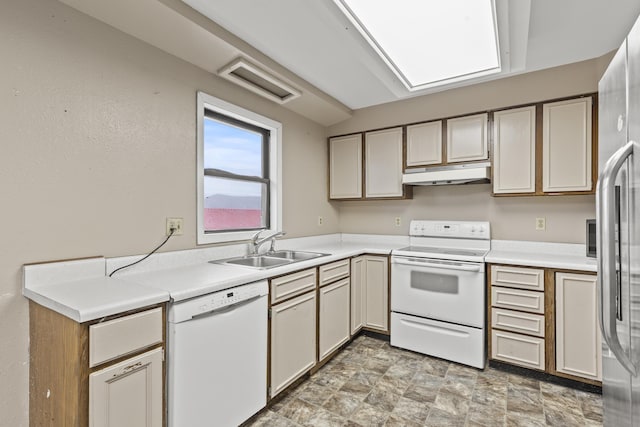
[334,0,501,91]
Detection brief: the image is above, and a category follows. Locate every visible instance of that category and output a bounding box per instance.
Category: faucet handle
[268,231,286,252]
[251,229,266,243]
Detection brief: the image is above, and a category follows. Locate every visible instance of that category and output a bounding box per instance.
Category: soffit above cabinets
[58,0,352,127]
[181,0,640,109]
[59,0,640,116]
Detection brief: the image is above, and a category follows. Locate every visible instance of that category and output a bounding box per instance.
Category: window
[197,92,282,244]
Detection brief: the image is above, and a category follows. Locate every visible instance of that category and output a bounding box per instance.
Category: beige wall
[0,0,337,424]
[329,56,614,243]
[0,1,614,424]
[338,185,595,243]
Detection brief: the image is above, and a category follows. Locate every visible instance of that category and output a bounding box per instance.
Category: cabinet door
[406,121,442,166]
[89,348,163,427]
[555,272,602,381]
[270,291,316,398]
[319,278,351,361]
[542,97,593,192]
[493,106,536,194]
[364,127,404,198]
[446,113,489,163]
[363,256,389,332]
[350,257,365,335]
[329,134,362,199]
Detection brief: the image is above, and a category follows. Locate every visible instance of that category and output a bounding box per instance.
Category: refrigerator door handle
[597,140,635,375]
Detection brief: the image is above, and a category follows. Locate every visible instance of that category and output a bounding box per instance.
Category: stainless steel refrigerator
[598,13,640,427]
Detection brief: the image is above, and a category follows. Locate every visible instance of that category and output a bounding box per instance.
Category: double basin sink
[212,250,328,269]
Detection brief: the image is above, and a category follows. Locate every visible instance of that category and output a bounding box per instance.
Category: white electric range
[390,220,490,369]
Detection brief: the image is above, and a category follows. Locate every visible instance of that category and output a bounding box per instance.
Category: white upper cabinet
[542,97,593,192]
[446,113,489,163]
[493,106,536,194]
[364,127,404,198]
[406,121,442,166]
[329,134,362,199]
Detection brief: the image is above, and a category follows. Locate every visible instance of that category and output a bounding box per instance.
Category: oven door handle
[391,258,482,272]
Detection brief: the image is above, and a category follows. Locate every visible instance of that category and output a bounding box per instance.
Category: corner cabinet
[446,113,489,163]
[29,303,165,427]
[542,97,593,193]
[492,106,536,194]
[329,134,362,199]
[351,255,389,334]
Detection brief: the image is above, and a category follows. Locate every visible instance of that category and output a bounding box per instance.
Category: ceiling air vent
[218,58,301,104]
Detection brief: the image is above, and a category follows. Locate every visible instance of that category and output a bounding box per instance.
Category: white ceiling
[182,0,640,109]
[60,0,640,124]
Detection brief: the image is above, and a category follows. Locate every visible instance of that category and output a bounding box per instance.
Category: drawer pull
[123,362,143,374]
[277,271,315,285]
[322,272,348,283]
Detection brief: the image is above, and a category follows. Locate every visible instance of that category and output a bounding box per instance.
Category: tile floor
[247,335,603,427]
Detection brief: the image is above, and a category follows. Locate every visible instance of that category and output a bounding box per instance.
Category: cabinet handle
[276,271,315,285]
[111,361,144,379]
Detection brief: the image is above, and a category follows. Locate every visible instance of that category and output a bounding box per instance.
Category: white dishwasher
[167,280,268,427]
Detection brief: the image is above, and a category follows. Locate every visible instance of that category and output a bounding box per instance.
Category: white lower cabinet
[555,272,602,381]
[350,256,364,334]
[492,329,546,371]
[350,255,389,334]
[270,291,317,398]
[89,348,163,427]
[363,255,389,332]
[319,278,351,361]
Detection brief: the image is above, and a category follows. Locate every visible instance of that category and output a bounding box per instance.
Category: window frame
[196,91,282,245]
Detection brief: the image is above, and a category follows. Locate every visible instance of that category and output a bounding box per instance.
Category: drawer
[271,268,317,304]
[491,286,545,314]
[90,307,163,368]
[319,259,350,287]
[492,308,545,337]
[492,329,545,370]
[491,265,544,291]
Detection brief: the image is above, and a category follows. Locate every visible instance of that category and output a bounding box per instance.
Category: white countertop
[22,258,170,322]
[123,240,404,302]
[485,240,597,272]
[23,235,598,321]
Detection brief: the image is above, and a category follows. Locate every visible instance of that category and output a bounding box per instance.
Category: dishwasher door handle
[191,295,263,320]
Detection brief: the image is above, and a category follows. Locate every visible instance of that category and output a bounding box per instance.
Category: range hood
[402,162,491,186]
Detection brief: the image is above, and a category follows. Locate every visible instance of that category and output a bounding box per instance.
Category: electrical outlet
[166,217,184,236]
[395,217,401,227]
[317,216,324,226]
[535,217,546,231]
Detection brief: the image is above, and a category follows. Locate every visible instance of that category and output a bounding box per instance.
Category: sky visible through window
[203,117,263,197]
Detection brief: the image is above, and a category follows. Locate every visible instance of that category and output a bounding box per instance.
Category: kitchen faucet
[251,230,286,254]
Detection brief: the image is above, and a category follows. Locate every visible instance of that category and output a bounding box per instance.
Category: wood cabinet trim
[29,302,167,427]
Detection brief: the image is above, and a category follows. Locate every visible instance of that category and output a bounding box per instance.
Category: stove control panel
[409,220,490,240]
